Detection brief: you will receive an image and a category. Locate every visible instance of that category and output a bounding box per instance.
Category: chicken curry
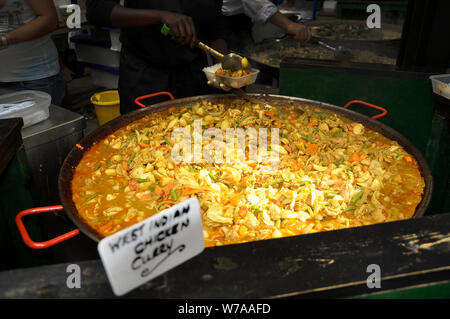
[72,99,425,247]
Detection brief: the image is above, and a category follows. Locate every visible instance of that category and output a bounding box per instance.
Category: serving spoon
[309,36,354,61]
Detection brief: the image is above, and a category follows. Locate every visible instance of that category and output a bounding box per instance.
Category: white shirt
[0,0,59,82]
[222,0,278,24]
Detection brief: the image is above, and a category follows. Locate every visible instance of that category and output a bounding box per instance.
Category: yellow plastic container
[90,90,121,126]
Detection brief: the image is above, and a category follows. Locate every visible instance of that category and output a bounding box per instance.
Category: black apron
[118,0,223,114]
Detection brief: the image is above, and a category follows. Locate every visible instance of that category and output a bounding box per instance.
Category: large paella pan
[16,94,432,249]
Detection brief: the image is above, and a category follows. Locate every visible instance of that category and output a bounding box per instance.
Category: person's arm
[242,0,311,42]
[3,0,58,46]
[268,11,311,42]
[86,0,197,46]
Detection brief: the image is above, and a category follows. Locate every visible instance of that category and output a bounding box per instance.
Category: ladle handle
[196,41,224,60]
[161,24,224,60]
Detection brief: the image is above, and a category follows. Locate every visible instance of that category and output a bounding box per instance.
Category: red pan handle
[135,91,175,108]
[343,100,388,120]
[15,206,80,249]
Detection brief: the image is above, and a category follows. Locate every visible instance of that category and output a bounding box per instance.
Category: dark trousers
[0,73,66,106]
[118,47,220,114]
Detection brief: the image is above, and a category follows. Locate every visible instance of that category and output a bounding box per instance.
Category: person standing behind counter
[222,0,311,48]
[0,0,65,106]
[85,0,227,115]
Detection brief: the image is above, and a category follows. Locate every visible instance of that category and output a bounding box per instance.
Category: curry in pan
[72,99,425,247]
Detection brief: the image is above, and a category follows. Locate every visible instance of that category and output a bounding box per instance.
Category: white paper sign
[97,198,204,296]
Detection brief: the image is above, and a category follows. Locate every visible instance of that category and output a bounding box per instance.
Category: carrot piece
[99,221,113,234]
[181,187,193,196]
[163,183,174,196]
[215,68,223,74]
[230,194,244,207]
[129,179,139,191]
[138,142,150,148]
[154,185,164,197]
[284,145,292,153]
[334,181,343,187]
[305,143,319,155]
[248,163,257,169]
[307,118,317,127]
[290,160,304,172]
[284,220,303,232]
[76,144,84,150]
[349,152,360,163]
[210,230,224,240]
[360,153,369,160]
[403,156,413,163]
[238,206,248,218]
[264,111,275,117]
[140,193,152,201]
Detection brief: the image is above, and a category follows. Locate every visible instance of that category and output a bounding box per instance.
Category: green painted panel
[357,281,450,299]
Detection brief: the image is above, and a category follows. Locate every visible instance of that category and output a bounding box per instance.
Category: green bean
[209,172,219,182]
[350,190,363,204]
[117,139,131,154]
[148,181,160,191]
[82,192,101,206]
[263,178,284,188]
[335,158,344,166]
[170,188,178,202]
[236,114,252,124]
[301,135,315,143]
[131,177,149,183]
[342,206,358,212]
[252,206,261,215]
[164,137,172,147]
[127,152,136,166]
[93,163,101,171]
